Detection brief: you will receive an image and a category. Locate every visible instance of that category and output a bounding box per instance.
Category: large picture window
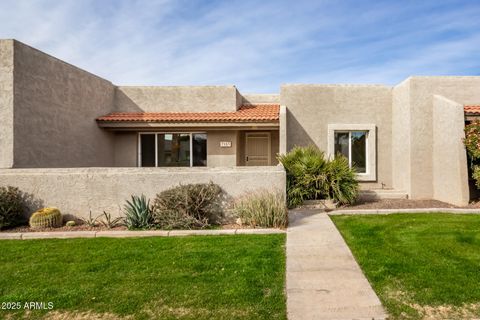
[139,133,207,167]
[334,131,367,173]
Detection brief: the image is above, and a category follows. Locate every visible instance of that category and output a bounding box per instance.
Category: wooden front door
[245,132,271,166]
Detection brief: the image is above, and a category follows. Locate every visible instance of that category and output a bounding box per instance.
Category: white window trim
[327,124,376,181]
[138,132,206,168]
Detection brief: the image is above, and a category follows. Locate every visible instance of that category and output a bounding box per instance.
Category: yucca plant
[326,155,359,205]
[124,194,152,229]
[278,145,329,207]
[278,145,358,207]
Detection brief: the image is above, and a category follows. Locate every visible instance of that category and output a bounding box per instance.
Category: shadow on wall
[114,89,144,113]
[21,192,44,219]
[286,109,317,151]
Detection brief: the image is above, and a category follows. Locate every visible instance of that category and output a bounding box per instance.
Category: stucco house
[1,39,479,217]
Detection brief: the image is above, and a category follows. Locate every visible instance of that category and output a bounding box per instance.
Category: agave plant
[124,194,152,229]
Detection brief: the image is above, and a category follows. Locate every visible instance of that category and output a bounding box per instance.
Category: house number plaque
[220,141,232,148]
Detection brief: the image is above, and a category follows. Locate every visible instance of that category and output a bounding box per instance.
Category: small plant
[151,182,224,229]
[124,195,152,229]
[81,210,99,227]
[0,186,25,229]
[29,207,62,229]
[97,211,124,229]
[233,190,287,228]
[66,220,76,227]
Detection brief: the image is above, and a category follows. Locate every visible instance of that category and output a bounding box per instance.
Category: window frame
[137,132,207,168]
[327,124,376,181]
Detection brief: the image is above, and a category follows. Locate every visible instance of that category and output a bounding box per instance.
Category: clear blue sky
[1,0,479,92]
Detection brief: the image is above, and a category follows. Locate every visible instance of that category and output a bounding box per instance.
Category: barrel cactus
[29,207,63,229]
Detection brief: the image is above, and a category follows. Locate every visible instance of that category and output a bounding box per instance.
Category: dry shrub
[233,190,287,228]
[151,182,224,230]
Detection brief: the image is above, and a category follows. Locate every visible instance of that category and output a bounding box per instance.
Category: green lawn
[331,213,480,320]
[0,234,286,320]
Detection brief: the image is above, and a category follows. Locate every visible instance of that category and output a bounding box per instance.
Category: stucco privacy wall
[405,77,480,199]
[391,79,411,194]
[281,84,393,188]
[0,167,286,218]
[0,40,14,168]
[12,40,116,167]
[115,86,239,112]
[432,95,469,206]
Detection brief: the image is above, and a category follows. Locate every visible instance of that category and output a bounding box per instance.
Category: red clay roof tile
[465,105,480,115]
[96,104,280,123]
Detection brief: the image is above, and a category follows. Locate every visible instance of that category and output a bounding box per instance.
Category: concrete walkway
[286,209,387,320]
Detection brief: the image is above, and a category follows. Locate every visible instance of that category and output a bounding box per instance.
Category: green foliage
[81,210,99,227]
[29,207,62,229]
[151,182,223,230]
[97,211,124,229]
[124,195,152,230]
[0,186,25,229]
[465,121,480,188]
[325,155,359,205]
[278,145,359,207]
[278,146,328,207]
[233,190,287,228]
[465,121,480,160]
[473,166,480,189]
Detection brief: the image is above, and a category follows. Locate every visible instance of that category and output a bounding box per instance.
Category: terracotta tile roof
[96,104,280,123]
[465,105,480,115]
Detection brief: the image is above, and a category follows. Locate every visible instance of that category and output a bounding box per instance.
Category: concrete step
[359,189,408,200]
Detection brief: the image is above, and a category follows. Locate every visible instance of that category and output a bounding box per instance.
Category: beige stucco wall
[241,93,279,104]
[281,84,393,188]
[115,86,239,112]
[12,40,116,167]
[0,167,286,218]
[114,132,138,167]
[395,77,480,199]
[391,79,411,194]
[432,95,469,206]
[207,130,238,167]
[0,40,14,168]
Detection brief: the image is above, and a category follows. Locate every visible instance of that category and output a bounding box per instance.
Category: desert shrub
[325,156,359,204]
[124,195,152,229]
[0,186,25,229]
[29,207,62,229]
[278,146,329,207]
[278,145,358,207]
[233,190,287,228]
[465,121,480,188]
[151,182,223,229]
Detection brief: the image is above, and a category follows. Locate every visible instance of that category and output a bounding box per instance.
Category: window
[334,131,367,173]
[328,124,376,181]
[139,133,207,167]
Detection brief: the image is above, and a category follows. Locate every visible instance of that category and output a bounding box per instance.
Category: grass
[0,234,286,320]
[331,213,480,319]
